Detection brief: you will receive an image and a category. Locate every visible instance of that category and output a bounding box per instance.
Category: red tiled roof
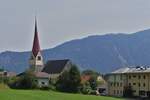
[32,19,41,57]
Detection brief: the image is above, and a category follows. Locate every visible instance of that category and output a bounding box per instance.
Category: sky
[0,0,150,52]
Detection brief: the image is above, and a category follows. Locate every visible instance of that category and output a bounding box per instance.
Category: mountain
[1,29,150,74]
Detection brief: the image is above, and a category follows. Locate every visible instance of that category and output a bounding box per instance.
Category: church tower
[29,18,44,72]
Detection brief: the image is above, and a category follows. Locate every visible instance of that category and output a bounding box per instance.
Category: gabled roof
[32,18,41,57]
[42,59,70,74]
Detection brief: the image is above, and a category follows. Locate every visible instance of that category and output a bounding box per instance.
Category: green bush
[0,76,9,84]
[80,82,92,94]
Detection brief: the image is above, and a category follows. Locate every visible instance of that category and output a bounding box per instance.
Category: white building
[34,72,49,87]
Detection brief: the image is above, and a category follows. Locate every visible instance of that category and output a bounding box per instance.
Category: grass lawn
[0,83,9,89]
[0,89,125,100]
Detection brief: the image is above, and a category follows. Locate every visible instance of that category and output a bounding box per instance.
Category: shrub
[40,86,50,90]
[8,71,37,89]
[80,82,92,94]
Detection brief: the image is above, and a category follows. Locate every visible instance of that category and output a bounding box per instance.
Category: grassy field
[0,83,9,89]
[0,89,125,100]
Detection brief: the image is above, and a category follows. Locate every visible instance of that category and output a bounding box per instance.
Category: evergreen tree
[56,65,81,93]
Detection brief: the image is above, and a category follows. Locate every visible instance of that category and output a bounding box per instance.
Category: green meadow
[0,89,125,100]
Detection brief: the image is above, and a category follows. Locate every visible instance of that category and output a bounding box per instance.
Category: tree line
[4,65,101,95]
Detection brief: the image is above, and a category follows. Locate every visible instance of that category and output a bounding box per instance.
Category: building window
[41,82,45,85]
[139,83,140,87]
[138,75,141,79]
[117,82,119,86]
[117,90,119,94]
[114,82,116,87]
[111,82,113,86]
[133,83,136,85]
[129,75,131,79]
[38,56,41,60]
[143,83,146,87]
[143,75,146,79]
[114,90,116,94]
[35,80,37,82]
[133,75,136,78]
[129,83,131,86]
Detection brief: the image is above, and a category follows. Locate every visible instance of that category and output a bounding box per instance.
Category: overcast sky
[0,0,150,52]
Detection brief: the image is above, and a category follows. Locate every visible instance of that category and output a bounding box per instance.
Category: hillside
[1,29,150,73]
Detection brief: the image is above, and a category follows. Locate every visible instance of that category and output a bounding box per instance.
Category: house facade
[107,66,150,97]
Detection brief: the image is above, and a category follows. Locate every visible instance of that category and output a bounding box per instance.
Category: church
[28,18,73,87]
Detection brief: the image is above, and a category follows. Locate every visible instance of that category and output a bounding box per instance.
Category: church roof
[34,72,49,78]
[32,19,41,57]
[17,72,49,78]
[42,59,71,74]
